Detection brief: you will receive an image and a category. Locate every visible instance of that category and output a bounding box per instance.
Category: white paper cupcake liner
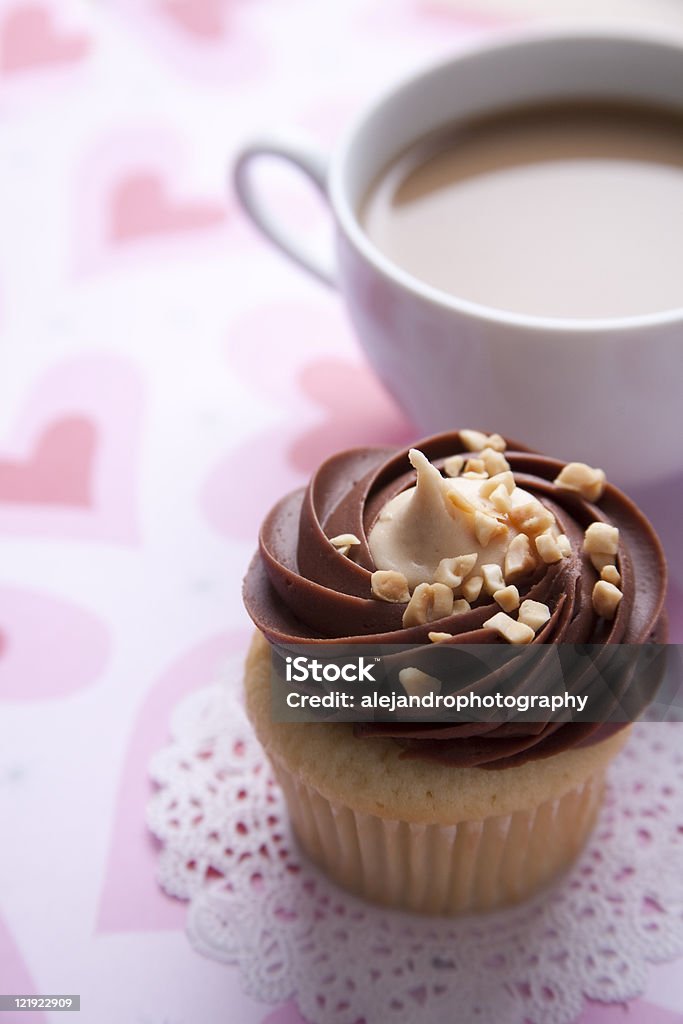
[274,761,606,915]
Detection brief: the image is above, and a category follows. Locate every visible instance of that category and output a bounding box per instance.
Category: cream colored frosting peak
[407,447,452,522]
[368,448,540,589]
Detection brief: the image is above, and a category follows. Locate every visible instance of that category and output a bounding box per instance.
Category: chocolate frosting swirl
[243,432,668,768]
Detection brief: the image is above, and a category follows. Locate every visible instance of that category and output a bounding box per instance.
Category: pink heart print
[97,631,248,933]
[203,349,412,544]
[0,415,94,507]
[0,586,110,701]
[0,354,143,541]
[0,3,90,73]
[259,1003,309,1024]
[0,915,47,1020]
[159,0,230,40]
[109,171,226,242]
[580,999,683,1024]
[202,298,413,542]
[100,0,264,84]
[288,356,413,473]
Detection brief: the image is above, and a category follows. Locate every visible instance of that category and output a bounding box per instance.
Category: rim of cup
[329,21,683,335]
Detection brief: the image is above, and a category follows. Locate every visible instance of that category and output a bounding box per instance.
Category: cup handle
[233,136,336,288]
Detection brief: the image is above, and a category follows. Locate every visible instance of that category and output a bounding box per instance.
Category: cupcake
[242,430,667,914]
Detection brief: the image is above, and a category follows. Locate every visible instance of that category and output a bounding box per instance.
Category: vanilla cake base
[244,631,627,915]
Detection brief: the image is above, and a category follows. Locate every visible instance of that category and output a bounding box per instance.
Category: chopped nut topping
[590,552,615,572]
[554,462,606,502]
[464,458,487,476]
[592,580,622,620]
[508,499,555,536]
[428,631,452,643]
[460,429,489,451]
[504,534,536,581]
[488,483,513,515]
[480,447,511,475]
[461,575,483,602]
[443,454,464,478]
[480,471,515,499]
[535,530,564,564]
[518,599,551,632]
[481,563,505,596]
[402,582,454,628]
[484,610,535,645]
[434,553,478,588]
[601,564,621,586]
[447,488,476,515]
[583,522,619,556]
[434,558,461,589]
[494,585,520,612]
[329,533,361,556]
[330,533,360,547]
[454,553,478,578]
[474,510,508,546]
[486,433,507,452]
[399,667,442,697]
[460,429,506,453]
[556,533,572,557]
[371,570,410,603]
[453,598,472,615]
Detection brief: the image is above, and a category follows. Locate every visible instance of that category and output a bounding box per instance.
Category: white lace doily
[147,671,683,1024]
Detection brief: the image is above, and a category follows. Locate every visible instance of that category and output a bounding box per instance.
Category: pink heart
[0,4,90,73]
[105,1,264,83]
[109,171,226,242]
[97,630,249,933]
[203,356,412,543]
[0,587,110,701]
[202,298,412,541]
[0,415,95,507]
[160,0,229,40]
[0,915,47,1020]
[260,1003,309,1024]
[203,427,311,544]
[581,998,683,1023]
[289,356,412,473]
[0,354,143,542]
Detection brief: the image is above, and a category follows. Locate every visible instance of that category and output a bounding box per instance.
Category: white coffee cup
[234,26,683,486]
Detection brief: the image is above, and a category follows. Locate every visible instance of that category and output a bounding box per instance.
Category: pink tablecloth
[0,2,682,1022]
